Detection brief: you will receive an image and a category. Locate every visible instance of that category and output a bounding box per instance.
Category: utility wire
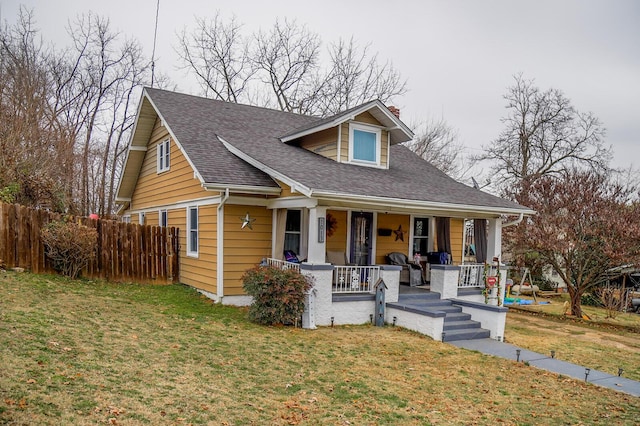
[151,0,160,87]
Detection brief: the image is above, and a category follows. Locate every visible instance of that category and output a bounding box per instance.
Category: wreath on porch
[326,213,338,237]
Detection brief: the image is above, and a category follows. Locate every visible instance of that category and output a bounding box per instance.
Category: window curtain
[473,218,487,264]
[435,217,451,255]
[273,209,287,260]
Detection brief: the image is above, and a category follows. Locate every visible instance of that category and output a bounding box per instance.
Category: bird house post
[374,278,388,327]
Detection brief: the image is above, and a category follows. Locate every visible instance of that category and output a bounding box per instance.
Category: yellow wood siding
[298,127,338,160]
[375,213,410,264]
[223,205,272,296]
[353,111,379,125]
[339,124,349,163]
[176,205,217,294]
[130,117,209,210]
[146,211,159,225]
[325,210,348,254]
[450,218,464,264]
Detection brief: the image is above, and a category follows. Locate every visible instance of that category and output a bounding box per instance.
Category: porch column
[307,206,327,263]
[486,218,502,262]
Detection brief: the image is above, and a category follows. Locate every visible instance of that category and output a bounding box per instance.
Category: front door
[350,212,373,265]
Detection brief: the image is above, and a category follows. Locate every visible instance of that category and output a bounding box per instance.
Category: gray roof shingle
[145,88,529,213]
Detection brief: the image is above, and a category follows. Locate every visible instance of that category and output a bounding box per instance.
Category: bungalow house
[116,88,534,341]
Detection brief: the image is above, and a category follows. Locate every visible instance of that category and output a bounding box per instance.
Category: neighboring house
[116,88,534,340]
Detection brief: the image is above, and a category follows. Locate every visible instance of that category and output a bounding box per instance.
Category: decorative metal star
[393,225,405,241]
[241,213,256,230]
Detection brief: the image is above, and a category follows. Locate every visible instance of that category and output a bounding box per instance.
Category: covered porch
[264,257,508,341]
[267,199,505,288]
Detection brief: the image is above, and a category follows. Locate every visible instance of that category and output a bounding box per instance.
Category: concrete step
[442,328,491,342]
[443,320,482,331]
[443,311,472,322]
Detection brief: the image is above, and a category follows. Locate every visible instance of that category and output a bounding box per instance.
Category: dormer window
[349,123,381,166]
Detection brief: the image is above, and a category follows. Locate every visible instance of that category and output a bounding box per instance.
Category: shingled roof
[126,88,531,215]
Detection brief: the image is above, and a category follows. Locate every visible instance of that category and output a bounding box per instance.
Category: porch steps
[395,289,490,342]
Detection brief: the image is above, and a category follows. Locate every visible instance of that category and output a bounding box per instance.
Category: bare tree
[0,8,75,210]
[176,13,254,102]
[253,19,322,113]
[404,118,472,180]
[508,169,640,318]
[480,74,611,195]
[177,15,407,116]
[318,37,407,115]
[63,13,149,215]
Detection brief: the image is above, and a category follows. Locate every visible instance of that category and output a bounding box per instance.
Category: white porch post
[486,218,502,262]
[307,206,327,263]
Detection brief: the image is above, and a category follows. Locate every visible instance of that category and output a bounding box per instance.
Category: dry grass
[1,271,639,425]
[506,297,640,382]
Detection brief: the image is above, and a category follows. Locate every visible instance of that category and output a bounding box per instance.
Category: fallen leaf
[26,379,36,384]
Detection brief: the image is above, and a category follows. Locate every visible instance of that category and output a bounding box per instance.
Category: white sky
[3,0,639,174]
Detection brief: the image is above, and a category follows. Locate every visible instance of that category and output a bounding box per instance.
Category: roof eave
[310,190,536,218]
[202,183,281,195]
[280,100,413,144]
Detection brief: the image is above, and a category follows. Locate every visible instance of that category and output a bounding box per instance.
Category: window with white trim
[349,123,381,165]
[159,209,168,227]
[122,215,131,223]
[412,217,429,256]
[284,210,302,255]
[187,206,198,257]
[157,138,170,173]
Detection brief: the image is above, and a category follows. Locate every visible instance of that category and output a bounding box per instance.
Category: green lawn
[1,271,639,425]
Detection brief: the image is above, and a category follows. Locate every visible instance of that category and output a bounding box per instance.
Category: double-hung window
[349,123,380,165]
[187,206,198,257]
[284,210,302,255]
[157,139,170,173]
[159,209,168,227]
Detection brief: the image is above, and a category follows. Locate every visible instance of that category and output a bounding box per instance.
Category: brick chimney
[387,105,400,118]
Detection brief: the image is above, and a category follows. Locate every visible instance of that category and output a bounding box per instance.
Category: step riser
[443,321,481,331]
[397,291,490,341]
[442,330,491,342]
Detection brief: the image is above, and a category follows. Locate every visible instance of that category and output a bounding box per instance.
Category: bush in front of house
[41,220,97,279]
[242,266,313,326]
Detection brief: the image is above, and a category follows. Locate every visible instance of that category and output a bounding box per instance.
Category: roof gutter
[502,213,524,228]
[217,188,230,300]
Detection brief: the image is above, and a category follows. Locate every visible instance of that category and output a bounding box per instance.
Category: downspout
[217,188,230,302]
[502,213,524,228]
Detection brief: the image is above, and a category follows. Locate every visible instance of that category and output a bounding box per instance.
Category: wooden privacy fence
[0,203,180,283]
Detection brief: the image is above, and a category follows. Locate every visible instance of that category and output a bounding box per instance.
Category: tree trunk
[568,286,583,318]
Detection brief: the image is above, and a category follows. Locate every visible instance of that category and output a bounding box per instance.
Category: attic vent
[387,106,400,118]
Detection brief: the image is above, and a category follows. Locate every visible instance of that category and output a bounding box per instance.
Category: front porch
[267,258,508,342]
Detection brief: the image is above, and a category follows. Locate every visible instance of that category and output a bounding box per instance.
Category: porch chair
[386,252,424,286]
[325,251,353,265]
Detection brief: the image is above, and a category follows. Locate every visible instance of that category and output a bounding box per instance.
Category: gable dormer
[280,100,413,170]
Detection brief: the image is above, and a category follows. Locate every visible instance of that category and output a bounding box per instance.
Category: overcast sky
[3,0,639,176]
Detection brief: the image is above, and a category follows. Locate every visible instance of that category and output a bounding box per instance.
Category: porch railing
[264,258,301,272]
[333,265,380,293]
[458,264,484,288]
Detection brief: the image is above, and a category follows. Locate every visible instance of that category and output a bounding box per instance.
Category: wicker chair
[386,252,423,286]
